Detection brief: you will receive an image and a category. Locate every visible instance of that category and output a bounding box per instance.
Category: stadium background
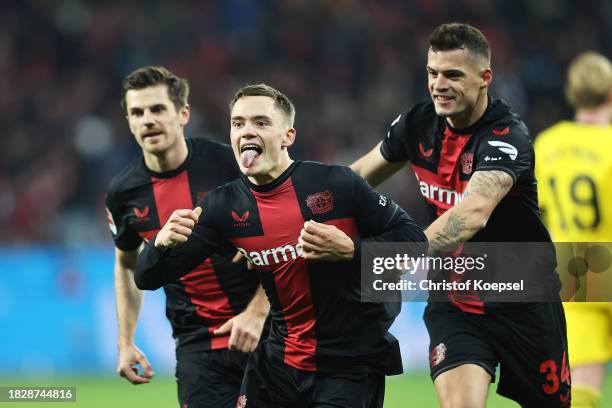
[0,1,610,406]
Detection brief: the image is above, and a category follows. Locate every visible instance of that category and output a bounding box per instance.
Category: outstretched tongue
[241,150,260,168]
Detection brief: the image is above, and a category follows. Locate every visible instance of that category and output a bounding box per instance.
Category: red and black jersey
[105,138,259,353]
[135,161,427,374]
[380,98,560,313]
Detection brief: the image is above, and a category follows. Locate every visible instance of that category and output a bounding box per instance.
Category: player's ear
[281,127,296,149]
[179,104,190,127]
[481,68,493,89]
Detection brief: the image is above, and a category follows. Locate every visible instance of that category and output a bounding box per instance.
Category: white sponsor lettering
[415,175,464,206]
[487,141,518,160]
[236,243,302,266]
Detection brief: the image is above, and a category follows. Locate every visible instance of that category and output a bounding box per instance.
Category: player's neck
[446,92,488,129]
[143,137,189,173]
[248,156,294,186]
[575,106,611,126]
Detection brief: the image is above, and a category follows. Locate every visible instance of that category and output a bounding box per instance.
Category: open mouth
[240,143,262,169]
[240,143,263,154]
[143,131,163,139]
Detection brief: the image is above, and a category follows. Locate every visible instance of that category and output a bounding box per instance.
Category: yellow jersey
[535,121,612,242]
[536,121,612,366]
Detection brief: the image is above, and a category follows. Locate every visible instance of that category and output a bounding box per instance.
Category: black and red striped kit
[106,138,259,407]
[381,98,570,407]
[135,160,427,406]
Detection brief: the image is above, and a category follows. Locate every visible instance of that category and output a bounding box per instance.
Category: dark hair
[429,23,491,63]
[120,66,189,112]
[229,84,296,126]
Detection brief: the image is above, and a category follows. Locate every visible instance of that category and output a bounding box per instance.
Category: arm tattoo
[463,170,513,200]
[427,171,513,254]
[429,212,467,253]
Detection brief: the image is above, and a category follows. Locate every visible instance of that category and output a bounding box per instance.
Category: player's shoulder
[297,160,355,182]
[535,121,574,146]
[537,121,612,147]
[295,161,368,198]
[478,99,530,143]
[188,137,233,159]
[392,100,437,128]
[189,136,232,152]
[106,156,147,198]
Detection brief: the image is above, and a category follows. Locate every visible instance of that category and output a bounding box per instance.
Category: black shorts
[176,348,249,408]
[238,342,385,408]
[424,302,571,408]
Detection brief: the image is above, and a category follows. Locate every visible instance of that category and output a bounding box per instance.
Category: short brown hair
[565,52,612,109]
[120,66,189,112]
[229,84,296,126]
[429,23,491,65]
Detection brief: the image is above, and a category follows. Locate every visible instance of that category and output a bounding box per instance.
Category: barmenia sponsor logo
[236,243,302,266]
[415,174,465,206]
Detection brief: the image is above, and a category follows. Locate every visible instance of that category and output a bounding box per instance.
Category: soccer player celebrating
[134,84,427,407]
[350,23,570,407]
[535,52,612,408]
[105,66,269,408]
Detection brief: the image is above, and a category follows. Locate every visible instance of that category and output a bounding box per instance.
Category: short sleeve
[380,110,411,163]
[473,124,533,183]
[105,191,142,251]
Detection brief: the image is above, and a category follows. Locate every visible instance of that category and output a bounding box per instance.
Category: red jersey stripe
[254,178,318,371]
[151,171,233,348]
[180,259,232,350]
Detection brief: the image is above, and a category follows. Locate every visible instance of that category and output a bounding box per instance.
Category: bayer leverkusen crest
[430,343,447,368]
[461,152,473,175]
[306,190,334,215]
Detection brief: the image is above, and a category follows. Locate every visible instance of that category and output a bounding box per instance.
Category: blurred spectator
[0,0,610,243]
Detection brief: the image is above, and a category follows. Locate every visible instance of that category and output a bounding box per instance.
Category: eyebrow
[231,115,273,121]
[426,66,466,76]
[129,103,167,114]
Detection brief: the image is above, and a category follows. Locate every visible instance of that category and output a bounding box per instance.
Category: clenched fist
[154,207,202,251]
[298,220,355,262]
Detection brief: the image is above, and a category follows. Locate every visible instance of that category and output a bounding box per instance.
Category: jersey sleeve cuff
[114,240,142,252]
[379,142,406,164]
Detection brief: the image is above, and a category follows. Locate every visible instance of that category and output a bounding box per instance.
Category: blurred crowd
[1,0,610,244]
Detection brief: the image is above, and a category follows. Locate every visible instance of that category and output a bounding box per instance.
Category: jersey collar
[243,161,300,193]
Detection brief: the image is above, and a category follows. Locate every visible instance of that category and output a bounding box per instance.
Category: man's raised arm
[425,170,513,253]
[134,206,232,289]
